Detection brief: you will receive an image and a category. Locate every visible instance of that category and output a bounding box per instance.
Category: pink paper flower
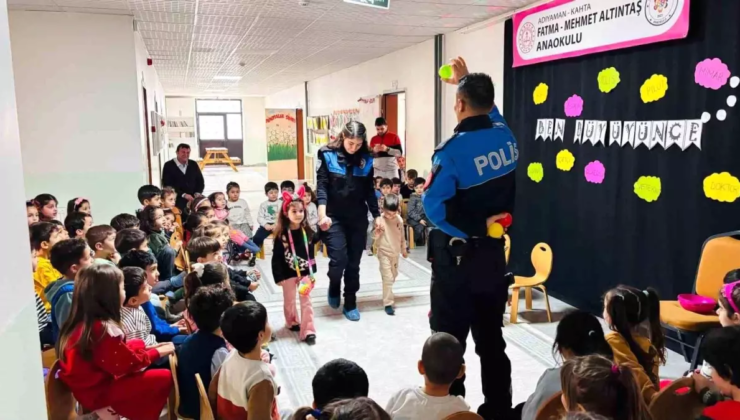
[584,160,606,184]
[564,95,584,117]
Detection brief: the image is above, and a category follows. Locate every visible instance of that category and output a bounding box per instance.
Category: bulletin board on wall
[265,109,298,181]
[503,0,740,314]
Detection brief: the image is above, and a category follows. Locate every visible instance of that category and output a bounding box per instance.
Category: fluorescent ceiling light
[213,76,242,81]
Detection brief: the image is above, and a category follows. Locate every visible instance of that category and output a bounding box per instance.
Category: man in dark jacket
[161,144,205,212]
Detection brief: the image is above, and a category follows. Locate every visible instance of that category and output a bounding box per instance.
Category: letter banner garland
[534,118,703,150]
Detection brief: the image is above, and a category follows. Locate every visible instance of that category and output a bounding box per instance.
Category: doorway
[382,92,407,157]
[196,99,244,162]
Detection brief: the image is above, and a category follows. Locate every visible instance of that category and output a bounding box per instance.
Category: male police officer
[423,57,518,420]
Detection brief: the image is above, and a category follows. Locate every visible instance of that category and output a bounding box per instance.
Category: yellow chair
[660,232,738,369]
[401,198,415,249]
[649,376,703,420]
[195,373,216,420]
[442,412,484,420]
[42,348,57,369]
[168,354,195,420]
[535,391,564,420]
[257,233,275,260]
[45,360,77,420]
[510,242,553,323]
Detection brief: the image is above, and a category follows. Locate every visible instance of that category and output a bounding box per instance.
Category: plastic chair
[660,231,738,369]
[649,377,703,420]
[535,391,564,420]
[42,348,57,369]
[510,242,553,323]
[195,373,215,420]
[257,233,275,259]
[401,199,415,249]
[168,353,195,420]
[442,412,484,420]
[45,360,77,420]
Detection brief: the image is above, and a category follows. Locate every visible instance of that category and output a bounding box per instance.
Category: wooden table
[198,147,239,172]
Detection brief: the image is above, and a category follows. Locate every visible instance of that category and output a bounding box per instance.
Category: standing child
[400,169,418,199]
[603,286,665,405]
[385,333,469,419]
[407,178,433,246]
[217,302,280,420]
[46,238,94,341]
[139,205,179,281]
[120,267,157,347]
[302,183,319,234]
[561,355,651,420]
[254,182,280,247]
[65,212,93,239]
[86,225,120,266]
[271,187,317,345]
[67,197,91,215]
[34,193,58,221]
[27,200,40,225]
[177,284,235,419]
[209,192,230,221]
[374,194,407,315]
[226,181,255,238]
[57,265,174,420]
[31,221,65,310]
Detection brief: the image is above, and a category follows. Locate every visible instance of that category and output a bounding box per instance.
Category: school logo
[645,0,679,26]
[517,22,536,54]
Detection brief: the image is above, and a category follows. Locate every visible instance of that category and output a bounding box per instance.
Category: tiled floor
[203,165,692,414]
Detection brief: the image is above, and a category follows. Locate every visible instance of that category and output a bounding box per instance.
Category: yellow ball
[488,222,504,238]
[438,64,453,79]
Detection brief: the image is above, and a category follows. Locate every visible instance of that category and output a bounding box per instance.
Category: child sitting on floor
[31,221,65,311]
[110,213,139,231]
[226,181,254,238]
[177,284,235,419]
[385,332,469,420]
[217,301,280,420]
[302,183,319,234]
[86,225,120,266]
[46,238,93,341]
[407,177,433,246]
[291,358,370,420]
[254,182,280,247]
[34,193,58,222]
[27,200,40,225]
[209,191,230,221]
[391,177,402,195]
[58,265,174,420]
[120,267,157,347]
[139,205,179,281]
[374,194,407,316]
[561,355,651,420]
[690,326,740,420]
[137,185,162,209]
[161,186,183,228]
[114,228,148,254]
[64,212,93,239]
[67,197,91,215]
[603,286,665,405]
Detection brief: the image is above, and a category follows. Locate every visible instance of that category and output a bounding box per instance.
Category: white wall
[134,30,167,183]
[443,21,507,139]
[241,96,267,166]
[10,11,146,222]
[0,3,48,419]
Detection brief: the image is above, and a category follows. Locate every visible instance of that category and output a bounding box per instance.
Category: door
[383,94,399,135]
[297,109,305,180]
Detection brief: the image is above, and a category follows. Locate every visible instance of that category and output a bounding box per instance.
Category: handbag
[287,227,316,296]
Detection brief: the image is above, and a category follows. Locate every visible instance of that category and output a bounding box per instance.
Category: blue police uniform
[316,145,380,316]
[423,106,518,420]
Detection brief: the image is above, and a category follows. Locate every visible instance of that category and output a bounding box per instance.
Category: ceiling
[7,0,539,96]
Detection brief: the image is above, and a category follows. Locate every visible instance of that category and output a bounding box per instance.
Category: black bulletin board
[502,0,740,314]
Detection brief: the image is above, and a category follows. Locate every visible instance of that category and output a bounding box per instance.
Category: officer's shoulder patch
[434,133,460,152]
[425,163,441,190]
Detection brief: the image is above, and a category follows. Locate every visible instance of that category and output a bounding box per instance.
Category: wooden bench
[198,147,239,172]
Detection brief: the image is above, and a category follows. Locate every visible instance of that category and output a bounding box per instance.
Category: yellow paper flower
[598,67,621,93]
[634,176,662,202]
[528,162,544,183]
[640,74,668,103]
[703,172,740,203]
[556,150,575,171]
[533,83,549,105]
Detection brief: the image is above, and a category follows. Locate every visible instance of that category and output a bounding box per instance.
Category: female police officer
[316,121,381,321]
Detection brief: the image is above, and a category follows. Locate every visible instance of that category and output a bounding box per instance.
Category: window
[196,99,242,141]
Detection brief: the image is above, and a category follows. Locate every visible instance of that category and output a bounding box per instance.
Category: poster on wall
[513,0,690,67]
[265,109,298,180]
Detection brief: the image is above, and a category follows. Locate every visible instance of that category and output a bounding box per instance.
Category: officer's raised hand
[441,57,470,85]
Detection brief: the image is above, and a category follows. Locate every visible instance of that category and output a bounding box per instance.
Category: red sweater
[59,320,160,410]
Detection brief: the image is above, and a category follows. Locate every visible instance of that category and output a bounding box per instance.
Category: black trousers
[323,218,368,310]
[428,229,512,420]
[253,226,271,247]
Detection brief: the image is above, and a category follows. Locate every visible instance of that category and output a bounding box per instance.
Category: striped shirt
[120,306,157,346]
[36,293,50,332]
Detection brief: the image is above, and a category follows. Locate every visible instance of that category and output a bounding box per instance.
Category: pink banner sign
[513,0,690,67]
